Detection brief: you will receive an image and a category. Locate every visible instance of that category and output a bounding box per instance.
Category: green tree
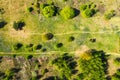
[42,5,56,17]
[81,8,95,18]
[80,3,98,18]
[13,21,25,30]
[60,6,75,19]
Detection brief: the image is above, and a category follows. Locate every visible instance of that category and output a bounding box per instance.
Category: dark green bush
[56,43,63,48]
[41,48,47,52]
[13,21,25,30]
[68,36,75,42]
[27,55,33,59]
[104,10,116,20]
[13,43,23,50]
[34,44,42,50]
[27,7,34,12]
[43,33,54,40]
[60,6,75,19]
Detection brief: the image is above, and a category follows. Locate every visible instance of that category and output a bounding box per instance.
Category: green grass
[0,0,120,54]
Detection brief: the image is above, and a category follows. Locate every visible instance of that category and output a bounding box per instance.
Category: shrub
[27,55,33,59]
[114,57,120,65]
[68,36,75,42]
[80,4,87,11]
[41,48,47,52]
[13,43,23,50]
[13,21,25,30]
[56,43,63,48]
[42,5,56,17]
[40,3,48,11]
[34,44,42,50]
[27,7,34,12]
[0,8,5,14]
[111,69,120,80]
[80,3,98,18]
[81,9,95,18]
[0,20,7,28]
[104,10,116,20]
[60,6,75,19]
[26,44,34,52]
[43,33,54,41]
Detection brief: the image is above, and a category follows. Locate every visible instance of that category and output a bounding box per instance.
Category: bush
[68,36,75,42]
[111,69,120,80]
[34,44,42,50]
[26,44,34,52]
[41,48,47,52]
[0,8,5,14]
[13,43,23,50]
[27,7,34,12]
[42,5,56,17]
[80,3,97,18]
[81,9,95,18]
[56,43,63,48]
[13,21,25,30]
[43,33,54,41]
[27,55,33,59]
[114,57,120,65]
[60,6,75,19]
[104,10,116,20]
[80,4,87,11]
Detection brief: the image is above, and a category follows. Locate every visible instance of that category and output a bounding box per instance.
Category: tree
[81,8,95,18]
[42,5,56,17]
[80,3,98,18]
[13,21,25,30]
[60,6,75,19]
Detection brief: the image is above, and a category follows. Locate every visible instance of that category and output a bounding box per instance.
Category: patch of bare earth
[75,45,89,57]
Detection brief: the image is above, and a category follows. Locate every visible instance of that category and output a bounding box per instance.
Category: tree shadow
[73,8,80,17]
[0,21,7,28]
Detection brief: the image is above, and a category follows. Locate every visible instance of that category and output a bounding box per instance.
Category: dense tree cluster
[52,53,77,80]
[78,50,108,80]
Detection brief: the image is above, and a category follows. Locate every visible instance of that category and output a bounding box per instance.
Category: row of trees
[28,1,117,20]
[27,2,99,19]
